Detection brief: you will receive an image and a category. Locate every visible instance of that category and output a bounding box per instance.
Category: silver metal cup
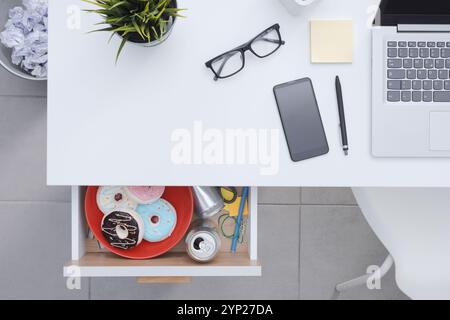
[192,186,224,219]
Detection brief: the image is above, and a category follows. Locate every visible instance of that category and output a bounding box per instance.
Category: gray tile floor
[0,68,409,300]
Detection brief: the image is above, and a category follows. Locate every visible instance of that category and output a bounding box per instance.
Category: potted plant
[84,0,185,62]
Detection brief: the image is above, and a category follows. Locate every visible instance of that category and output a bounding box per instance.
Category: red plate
[85,186,193,259]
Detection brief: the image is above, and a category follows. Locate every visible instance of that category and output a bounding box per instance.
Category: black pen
[335,76,349,156]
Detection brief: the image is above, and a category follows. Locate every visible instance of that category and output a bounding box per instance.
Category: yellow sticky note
[310,20,353,64]
[224,196,248,217]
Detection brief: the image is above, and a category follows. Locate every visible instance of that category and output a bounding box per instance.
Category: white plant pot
[279,0,320,15]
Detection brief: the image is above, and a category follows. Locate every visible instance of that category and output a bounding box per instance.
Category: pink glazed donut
[124,186,165,205]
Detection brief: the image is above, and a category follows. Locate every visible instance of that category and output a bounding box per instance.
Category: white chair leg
[331,255,394,299]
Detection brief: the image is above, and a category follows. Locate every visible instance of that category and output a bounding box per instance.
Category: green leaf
[109,1,127,10]
[116,35,128,64]
[82,0,109,9]
[131,16,145,40]
[87,26,115,33]
[107,31,116,43]
[152,26,159,40]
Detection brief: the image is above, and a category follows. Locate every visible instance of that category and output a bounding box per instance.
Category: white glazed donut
[101,209,144,250]
[136,199,177,242]
[97,186,137,214]
[124,186,165,204]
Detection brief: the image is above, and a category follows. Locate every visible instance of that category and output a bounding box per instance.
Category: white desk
[48,0,450,187]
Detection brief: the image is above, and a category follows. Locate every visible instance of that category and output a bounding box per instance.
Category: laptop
[372,0,450,157]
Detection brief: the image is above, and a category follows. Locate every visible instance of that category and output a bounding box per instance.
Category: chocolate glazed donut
[101,210,144,250]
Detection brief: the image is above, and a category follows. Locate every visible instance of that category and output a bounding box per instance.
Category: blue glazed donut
[136,199,177,242]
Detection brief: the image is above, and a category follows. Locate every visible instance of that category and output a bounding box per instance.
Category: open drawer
[64,187,261,278]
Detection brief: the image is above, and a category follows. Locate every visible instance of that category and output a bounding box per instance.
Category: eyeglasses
[205,24,285,81]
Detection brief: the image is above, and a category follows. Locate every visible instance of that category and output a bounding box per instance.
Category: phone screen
[273,78,329,162]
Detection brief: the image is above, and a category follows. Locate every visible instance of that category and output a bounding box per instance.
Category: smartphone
[273,78,329,162]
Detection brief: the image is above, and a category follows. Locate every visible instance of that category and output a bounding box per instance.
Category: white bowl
[0,0,47,81]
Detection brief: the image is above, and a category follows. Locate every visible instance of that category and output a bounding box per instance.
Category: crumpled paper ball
[0,0,48,78]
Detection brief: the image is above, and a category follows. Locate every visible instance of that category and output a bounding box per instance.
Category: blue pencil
[231,187,249,253]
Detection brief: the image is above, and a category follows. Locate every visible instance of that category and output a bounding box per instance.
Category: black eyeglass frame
[205,24,286,80]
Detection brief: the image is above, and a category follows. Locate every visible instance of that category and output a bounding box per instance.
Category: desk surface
[48,0,450,187]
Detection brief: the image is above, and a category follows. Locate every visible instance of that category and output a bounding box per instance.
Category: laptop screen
[382,0,450,15]
[379,0,450,25]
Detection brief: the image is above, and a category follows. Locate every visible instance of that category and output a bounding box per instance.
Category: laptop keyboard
[386,41,450,102]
